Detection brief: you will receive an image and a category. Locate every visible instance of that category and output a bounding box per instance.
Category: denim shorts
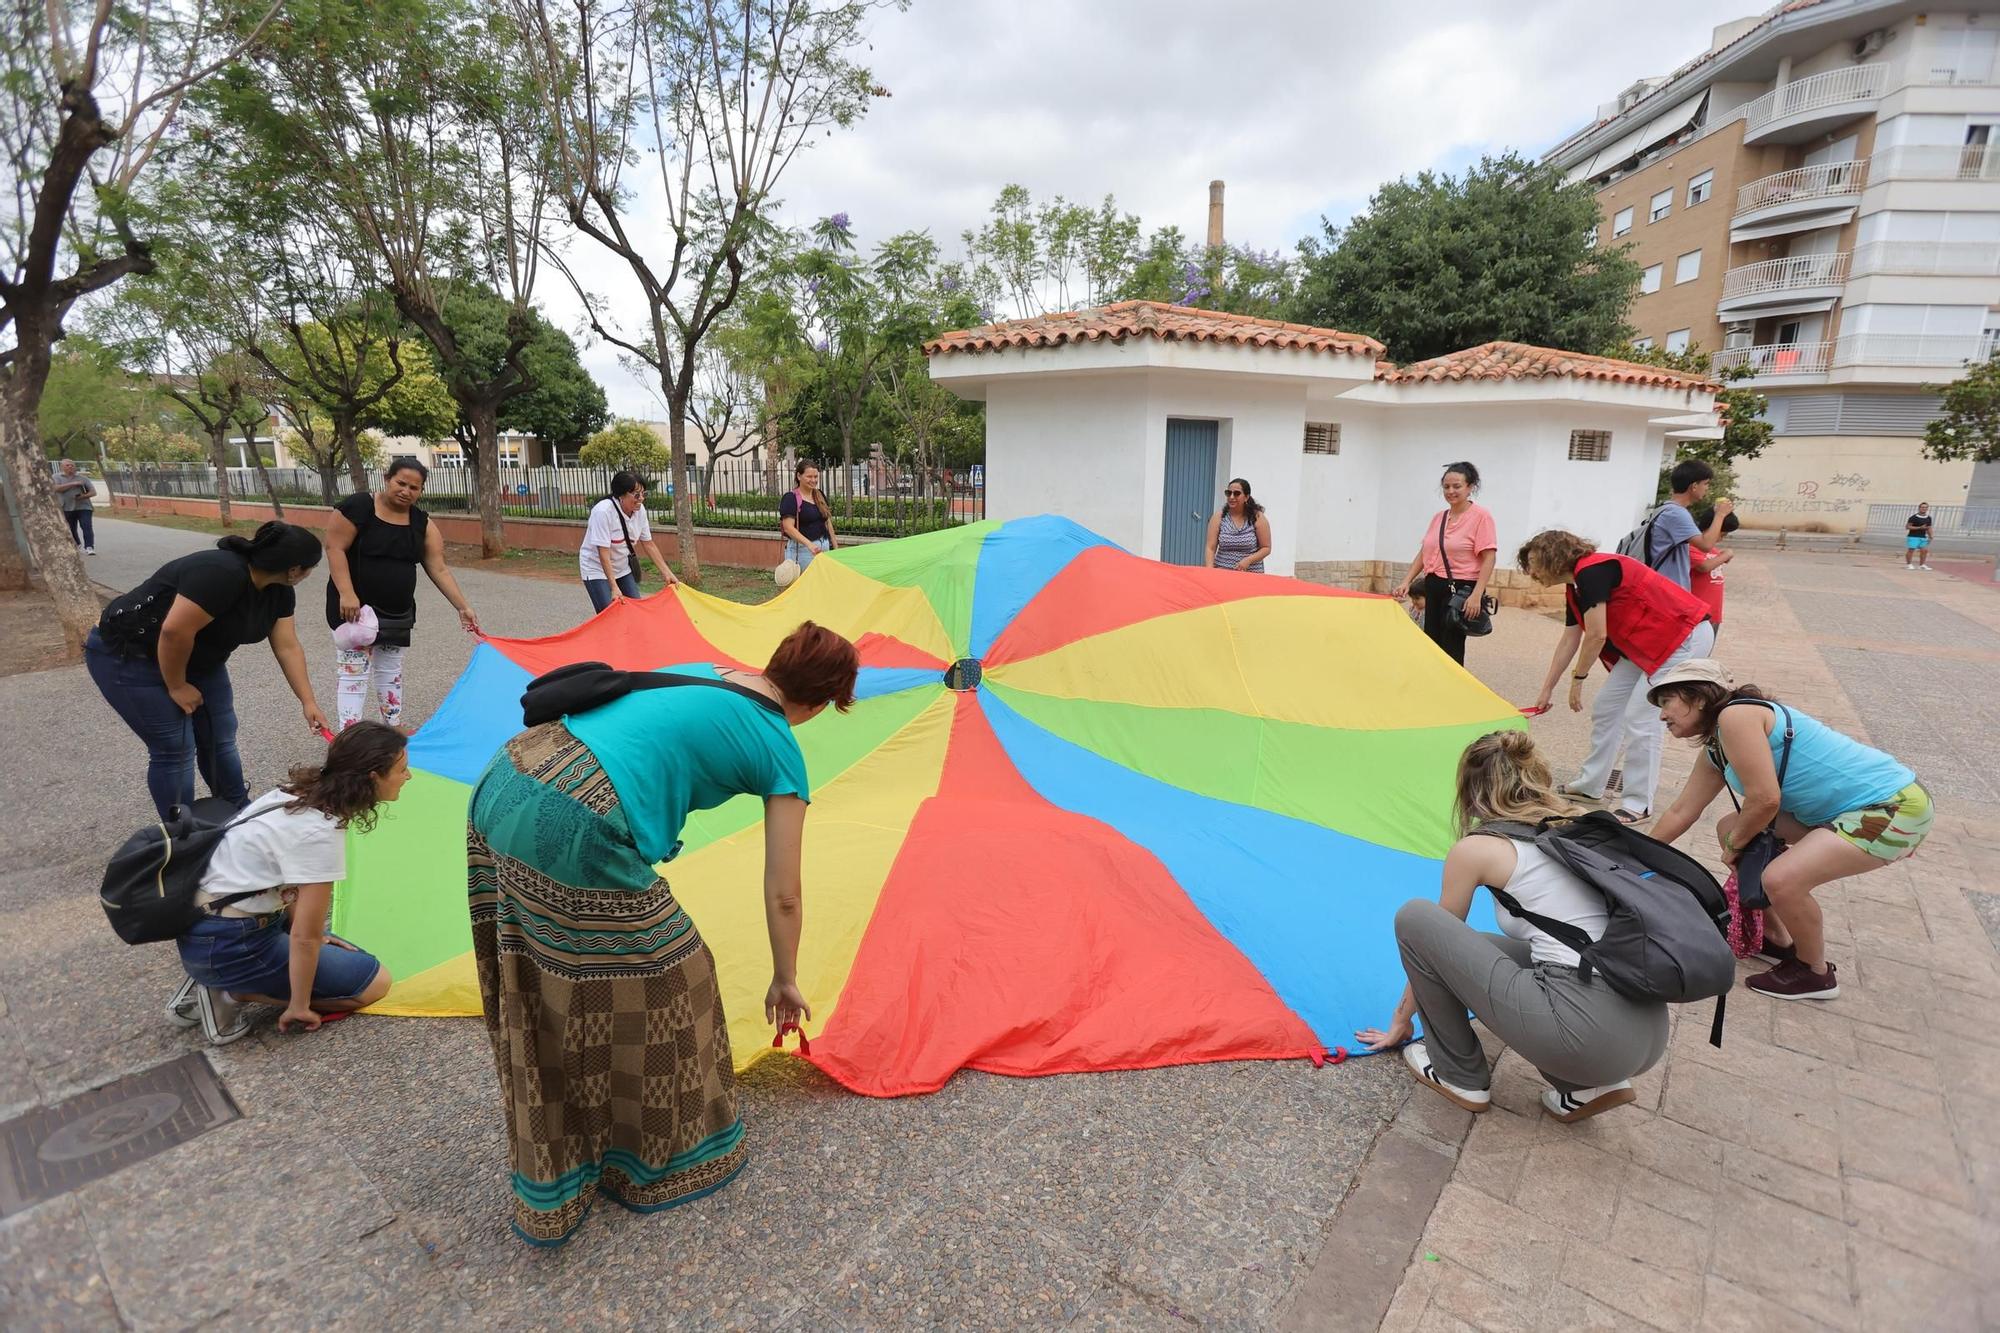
[177,914,381,1001]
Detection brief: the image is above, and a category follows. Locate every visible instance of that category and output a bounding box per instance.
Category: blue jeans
[177,914,381,1001]
[65,509,95,548]
[583,572,641,614]
[785,537,830,570]
[84,630,247,818]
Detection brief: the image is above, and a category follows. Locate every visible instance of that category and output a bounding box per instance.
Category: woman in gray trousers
[1357,730,1670,1123]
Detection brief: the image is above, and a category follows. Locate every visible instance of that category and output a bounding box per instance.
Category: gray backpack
[1614,504,1680,569]
[1477,811,1737,1047]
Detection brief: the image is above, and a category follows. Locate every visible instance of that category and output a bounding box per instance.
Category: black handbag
[372,606,417,635]
[1438,513,1497,636]
[520,661,783,727]
[614,502,645,588]
[99,804,268,945]
[1715,701,1795,911]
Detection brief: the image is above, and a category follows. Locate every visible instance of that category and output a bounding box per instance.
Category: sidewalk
[1353,549,2000,1332]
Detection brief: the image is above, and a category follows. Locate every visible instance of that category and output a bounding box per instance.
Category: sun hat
[1645,657,1733,706]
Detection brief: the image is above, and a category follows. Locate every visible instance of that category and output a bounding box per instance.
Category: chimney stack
[1207,180,1225,250]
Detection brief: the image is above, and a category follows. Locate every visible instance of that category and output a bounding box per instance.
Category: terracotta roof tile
[924,301,1384,359]
[1381,342,1718,393]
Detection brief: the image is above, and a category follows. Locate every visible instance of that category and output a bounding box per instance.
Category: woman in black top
[323,458,481,730]
[778,460,837,573]
[86,522,330,818]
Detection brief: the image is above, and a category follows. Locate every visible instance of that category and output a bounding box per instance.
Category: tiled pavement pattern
[6,520,2000,1329]
[1375,549,2000,1333]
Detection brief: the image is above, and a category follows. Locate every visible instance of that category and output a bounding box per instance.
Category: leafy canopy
[1289,152,1640,364]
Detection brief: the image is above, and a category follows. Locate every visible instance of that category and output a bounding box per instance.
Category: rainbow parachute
[333,515,1515,1096]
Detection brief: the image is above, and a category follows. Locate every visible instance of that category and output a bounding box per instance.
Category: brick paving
[1370,547,2000,1333]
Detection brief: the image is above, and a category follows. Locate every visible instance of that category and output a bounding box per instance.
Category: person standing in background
[779,461,838,573]
[580,471,677,613]
[1204,477,1271,574]
[1687,506,1738,637]
[1395,462,1497,666]
[1905,502,1934,570]
[53,459,96,554]
[324,457,482,732]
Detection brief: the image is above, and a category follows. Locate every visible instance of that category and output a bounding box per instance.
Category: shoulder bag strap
[1436,512,1454,581]
[622,670,786,718]
[1713,699,1790,811]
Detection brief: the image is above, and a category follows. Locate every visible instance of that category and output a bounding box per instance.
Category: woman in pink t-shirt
[1395,461,1498,666]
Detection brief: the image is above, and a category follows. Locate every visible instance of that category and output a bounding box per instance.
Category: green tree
[495,323,608,459]
[578,420,671,475]
[511,0,883,584]
[38,337,157,461]
[1,0,278,634]
[1290,152,1640,364]
[1922,353,2000,463]
[105,423,207,465]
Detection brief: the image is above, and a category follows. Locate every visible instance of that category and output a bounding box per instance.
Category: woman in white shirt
[1358,730,1670,1123]
[578,471,678,613]
[173,722,411,1040]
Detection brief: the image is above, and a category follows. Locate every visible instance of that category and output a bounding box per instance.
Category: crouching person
[171,722,409,1042]
[1358,730,1669,1122]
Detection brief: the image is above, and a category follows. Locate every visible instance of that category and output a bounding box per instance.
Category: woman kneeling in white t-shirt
[175,721,410,1039]
[1358,731,1670,1123]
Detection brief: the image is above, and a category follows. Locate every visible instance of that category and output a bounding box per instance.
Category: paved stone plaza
[1,518,1996,1330]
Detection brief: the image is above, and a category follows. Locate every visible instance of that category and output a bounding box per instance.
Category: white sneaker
[84,546,96,555]
[1541,1081,1635,1123]
[1403,1041,1491,1113]
[1921,564,1934,571]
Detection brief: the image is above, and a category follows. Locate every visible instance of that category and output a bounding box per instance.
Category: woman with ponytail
[1357,730,1670,1124]
[171,722,408,1042]
[88,521,332,818]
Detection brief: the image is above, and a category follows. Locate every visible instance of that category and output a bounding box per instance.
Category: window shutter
[1568,429,1613,461]
[1303,422,1341,455]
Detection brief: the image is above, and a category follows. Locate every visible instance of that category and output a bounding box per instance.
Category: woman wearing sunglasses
[1204,477,1270,573]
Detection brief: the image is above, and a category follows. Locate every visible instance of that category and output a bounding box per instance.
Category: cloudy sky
[564,0,1760,416]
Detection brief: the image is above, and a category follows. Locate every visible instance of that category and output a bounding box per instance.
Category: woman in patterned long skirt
[467,622,859,1246]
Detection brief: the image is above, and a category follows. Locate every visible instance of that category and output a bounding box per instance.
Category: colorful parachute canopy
[332,515,1517,1097]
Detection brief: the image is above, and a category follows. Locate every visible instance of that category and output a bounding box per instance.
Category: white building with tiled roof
[925,303,1721,592]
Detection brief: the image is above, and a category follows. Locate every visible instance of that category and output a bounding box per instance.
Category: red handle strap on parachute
[771,1021,811,1056]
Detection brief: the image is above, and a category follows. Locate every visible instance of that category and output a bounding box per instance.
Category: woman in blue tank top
[1649,660,1931,1004]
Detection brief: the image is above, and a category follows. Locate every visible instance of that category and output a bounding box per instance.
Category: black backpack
[1614,504,1683,571]
[1476,810,1737,1046]
[99,800,269,945]
[520,661,783,727]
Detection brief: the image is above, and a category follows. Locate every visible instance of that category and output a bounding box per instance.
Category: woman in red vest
[1517,529,1716,824]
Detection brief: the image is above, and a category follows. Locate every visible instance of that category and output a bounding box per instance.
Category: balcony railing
[1734,159,1869,215]
[1720,252,1851,300]
[1830,332,1991,369]
[1740,64,1888,135]
[1871,142,2000,182]
[1713,342,1832,377]
[1851,240,2000,278]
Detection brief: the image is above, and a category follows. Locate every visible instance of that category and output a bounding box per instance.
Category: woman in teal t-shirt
[1649,660,1931,1006]
[467,622,859,1248]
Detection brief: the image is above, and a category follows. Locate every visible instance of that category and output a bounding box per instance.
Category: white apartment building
[1543,0,2000,528]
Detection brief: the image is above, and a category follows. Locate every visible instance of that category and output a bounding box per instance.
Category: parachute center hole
[944,658,983,692]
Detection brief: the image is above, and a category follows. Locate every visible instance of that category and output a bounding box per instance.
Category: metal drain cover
[0,1053,239,1216]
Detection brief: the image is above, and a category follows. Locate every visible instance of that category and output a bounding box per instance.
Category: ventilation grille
[1303,422,1340,455]
[1568,429,1613,461]
[1770,393,1943,437]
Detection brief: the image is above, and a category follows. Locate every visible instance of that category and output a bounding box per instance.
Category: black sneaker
[1754,940,1797,966]
[1745,958,1839,1001]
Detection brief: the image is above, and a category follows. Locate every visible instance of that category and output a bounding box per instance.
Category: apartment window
[1675,249,1702,284]
[1649,188,1673,223]
[1613,206,1634,237]
[1568,429,1613,462]
[1303,422,1340,455]
[1666,328,1692,354]
[1584,225,1598,250]
[1687,170,1714,206]
[1640,263,1663,294]
[1632,336,1656,352]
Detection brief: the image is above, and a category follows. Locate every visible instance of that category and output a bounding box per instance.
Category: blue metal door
[1161,419,1219,565]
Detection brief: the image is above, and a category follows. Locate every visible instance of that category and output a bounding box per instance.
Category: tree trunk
[667,405,700,585]
[0,397,98,652]
[0,466,29,593]
[241,424,285,517]
[341,424,368,493]
[466,400,505,558]
[208,423,235,526]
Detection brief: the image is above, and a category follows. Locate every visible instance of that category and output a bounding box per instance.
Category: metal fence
[1865,503,2000,547]
[107,458,985,540]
